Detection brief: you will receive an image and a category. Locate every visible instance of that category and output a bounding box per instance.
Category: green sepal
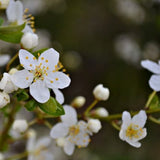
[24,100,37,111]
[15,89,29,101]
[38,97,65,116]
[0,23,25,43]
[148,93,160,109]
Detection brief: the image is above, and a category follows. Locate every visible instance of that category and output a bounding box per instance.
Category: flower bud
[72,96,86,108]
[12,119,28,133]
[0,72,18,93]
[0,92,10,108]
[0,153,4,160]
[21,32,38,49]
[93,84,110,101]
[9,68,18,75]
[56,137,66,147]
[87,119,102,133]
[95,107,109,117]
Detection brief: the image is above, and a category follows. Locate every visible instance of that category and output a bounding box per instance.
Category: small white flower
[141,60,160,91]
[119,110,147,148]
[0,92,10,108]
[0,0,9,9]
[0,55,10,67]
[12,119,28,133]
[6,0,34,33]
[95,107,109,117]
[11,48,71,103]
[72,96,86,108]
[27,131,54,160]
[87,119,102,133]
[0,153,4,160]
[21,32,38,49]
[50,105,91,156]
[93,84,110,101]
[0,72,18,93]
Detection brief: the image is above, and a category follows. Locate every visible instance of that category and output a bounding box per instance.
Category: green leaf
[38,97,65,116]
[25,100,37,111]
[0,23,25,43]
[15,89,29,101]
[149,93,160,109]
[0,18,4,26]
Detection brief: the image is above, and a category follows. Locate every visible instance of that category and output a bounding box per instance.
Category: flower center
[69,125,80,136]
[126,123,143,139]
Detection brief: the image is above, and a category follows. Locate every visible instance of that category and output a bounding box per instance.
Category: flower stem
[5,151,28,160]
[6,52,19,71]
[149,116,160,124]
[84,99,99,116]
[145,91,156,109]
[111,121,120,131]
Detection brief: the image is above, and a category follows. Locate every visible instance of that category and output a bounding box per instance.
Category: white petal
[6,0,23,23]
[121,111,131,129]
[64,140,75,156]
[29,80,50,103]
[35,137,51,149]
[119,130,126,141]
[11,69,33,88]
[52,88,64,104]
[23,25,33,33]
[61,105,77,126]
[19,49,38,70]
[50,123,69,139]
[149,75,160,91]
[126,139,141,148]
[38,48,59,71]
[132,110,147,128]
[0,55,10,66]
[46,72,71,89]
[141,60,160,74]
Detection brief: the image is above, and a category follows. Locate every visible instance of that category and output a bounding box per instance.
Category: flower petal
[6,0,23,23]
[121,111,131,129]
[126,139,141,148]
[38,48,59,71]
[141,60,160,74]
[29,80,50,103]
[52,88,64,104]
[149,75,160,91]
[50,123,69,139]
[35,137,51,149]
[46,72,71,89]
[132,110,147,128]
[19,49,38,70]
[61,105,77,126]
[64,140,75,156]
[11,69,33,88]
[0,55,10,67]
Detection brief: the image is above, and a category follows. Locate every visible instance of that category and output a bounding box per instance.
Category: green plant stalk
[5,151,28,160]
[145,91,156,108]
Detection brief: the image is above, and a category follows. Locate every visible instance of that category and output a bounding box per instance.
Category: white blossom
[6,0,34,33]
[87,119,102,133]
[95,107,109,117]
[0,0,9,9]
[0,92,10,108]
[93,84,110,101]
[27,130,54,160]
[50,105,92,155]
[141,60,160,91]
[0,72,18,93]
[119,110,147,148]
[0,55,10,67]
[12,119,28,133]
[21,32,38,49]
[72,96,86,108]
[11,48,71,103]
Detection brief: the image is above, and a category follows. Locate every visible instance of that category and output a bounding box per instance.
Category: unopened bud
[87,119,102,133]
[93,84,110,101]
[0,92,10,108]
[12,119,28,133]
[9,68,18,75]
[95,107,109,117]
[56,137,66,147]
[21,32,38,49]
[72,96,86,108]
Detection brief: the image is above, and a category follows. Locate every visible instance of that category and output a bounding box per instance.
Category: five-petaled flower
[11,48,71,103]
[141,60,160,91]
[50,105,92,155]
[119,110,147,148]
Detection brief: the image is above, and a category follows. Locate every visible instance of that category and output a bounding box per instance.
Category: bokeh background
[1,0,160,159]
